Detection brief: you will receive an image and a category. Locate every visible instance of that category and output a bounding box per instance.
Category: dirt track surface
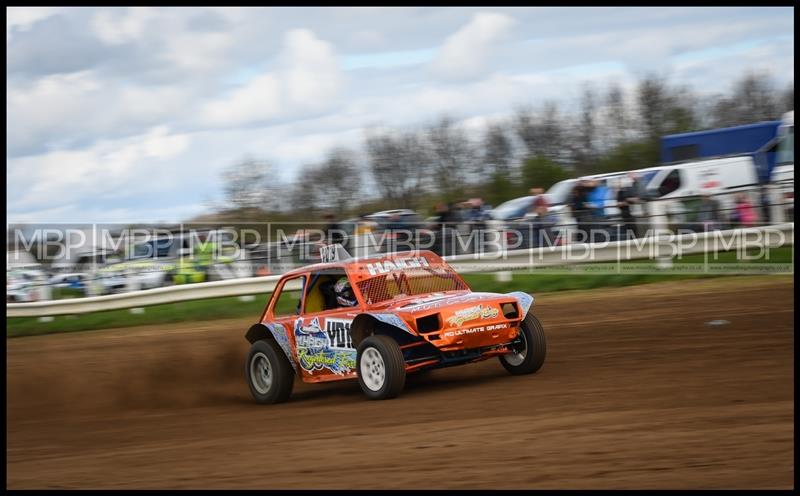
[6,277,794,489]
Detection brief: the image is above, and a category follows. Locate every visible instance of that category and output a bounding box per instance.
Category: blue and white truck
[659,120,782,183]
[647,113,793,225]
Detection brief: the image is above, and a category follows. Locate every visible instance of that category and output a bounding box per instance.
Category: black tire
[499,312,547,375]
[356,335,406,400]
[246,339,295,404]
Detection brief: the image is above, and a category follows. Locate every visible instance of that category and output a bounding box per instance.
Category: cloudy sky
[6,6,794,223]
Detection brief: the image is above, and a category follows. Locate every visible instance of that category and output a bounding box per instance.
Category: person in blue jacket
[586,179,609,241]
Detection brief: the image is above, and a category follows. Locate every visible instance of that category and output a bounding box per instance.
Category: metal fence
[7,222,793,318]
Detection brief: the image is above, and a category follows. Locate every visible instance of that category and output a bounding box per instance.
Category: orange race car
[244,244,546,403]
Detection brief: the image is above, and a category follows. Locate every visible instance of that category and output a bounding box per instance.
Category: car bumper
[419,321,521,353]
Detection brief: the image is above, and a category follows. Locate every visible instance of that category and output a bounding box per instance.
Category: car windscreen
[355,266,468,304]
[490,196,534,220]
[384,214,424,230]
[777,126,794,166]
[545,180,575,205]
[640,170,660,187]
[655,169,682,197]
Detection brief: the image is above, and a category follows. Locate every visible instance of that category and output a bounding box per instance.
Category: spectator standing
[696,193,722,232]
[627,172,646,236]
[529,188,549,218]
[465,198,489,222]
[528,188,553,247]
[588,180,608,218]
[616,178,637,240]
[464,198,488,253]
[734,193,758,227]
[570,180,595,243]
[323,213,344,245]
[759,185,771,224]
[431,203,453,255]
[586,179,608,241]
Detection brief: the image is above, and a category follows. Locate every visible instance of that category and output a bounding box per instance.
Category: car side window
[658,169,682,197]
[271,276,306,318]
[303,269,349,314]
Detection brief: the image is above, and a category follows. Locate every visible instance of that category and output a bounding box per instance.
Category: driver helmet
[333,277,356,307]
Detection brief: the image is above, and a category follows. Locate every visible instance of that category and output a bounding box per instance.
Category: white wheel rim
[360,347,386,392]
[250,352,273,394]
[504,330,528,366]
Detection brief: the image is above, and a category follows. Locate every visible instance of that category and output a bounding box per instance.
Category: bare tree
[513,102,564,162]
[513,106,538,157]
[221,157,280,212]
[212,69,788,225]
[570,84,597,175]
[711,73,782,127]
[483,123,513,176]
[732,73,780,122]
[539,101,563,162]
[289,164,321,217]
[781,83,794,114]
[637,74,671,142]
[365,129,429,208]
[425,116,474,200]
[313,147,362,215]
[597,82,633,150]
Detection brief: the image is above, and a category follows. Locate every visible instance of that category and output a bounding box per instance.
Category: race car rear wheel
[499,313,546,375]
[246,340,294,404]
[357,335,406,400]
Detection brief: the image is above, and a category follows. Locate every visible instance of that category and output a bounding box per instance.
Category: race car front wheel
[356,335,406,400]
[499,313,547,375]
[246,340,294,404]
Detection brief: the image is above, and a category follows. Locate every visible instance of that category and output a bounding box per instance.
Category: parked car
[96,229,251,293]
[7,250,52,302]
[48,272,90,298]
[7,268,52,302]
[367,210,434,254]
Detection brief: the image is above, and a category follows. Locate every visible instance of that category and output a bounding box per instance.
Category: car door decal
[266,322,297,373]
[293,316,356,375]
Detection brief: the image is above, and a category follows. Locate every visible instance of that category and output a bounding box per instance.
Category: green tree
[484,170,520,208]
[593,140,660,175]
[520,154,570,191]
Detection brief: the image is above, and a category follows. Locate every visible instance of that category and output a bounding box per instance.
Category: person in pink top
[734,193,758,227]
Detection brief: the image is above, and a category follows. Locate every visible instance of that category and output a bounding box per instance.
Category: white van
[772,111,794,221]
[645,155,758,200]
[644,155,760,226]
[772,164,793,222]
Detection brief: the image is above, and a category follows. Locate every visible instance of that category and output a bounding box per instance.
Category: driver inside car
[333,276,357,307]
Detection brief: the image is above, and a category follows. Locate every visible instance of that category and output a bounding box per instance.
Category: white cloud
[162,31,234,72]
[8,126,191,214]
[6,6,64,41]
[352,29,384,47]
[430,12,515,81]
[7,70,193,156]
[90,7,157,45]
[200,28,342,127]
